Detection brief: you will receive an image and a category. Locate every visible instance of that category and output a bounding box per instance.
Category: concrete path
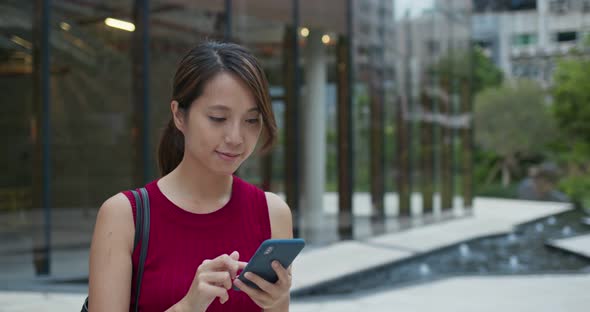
[290,274,590,312]
[548,233,590,259]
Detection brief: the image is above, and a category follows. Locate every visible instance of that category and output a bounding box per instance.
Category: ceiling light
[104,18,135,32]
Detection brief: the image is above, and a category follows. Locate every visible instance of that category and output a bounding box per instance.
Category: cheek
[184,120,219,149]
[246,126,263,145]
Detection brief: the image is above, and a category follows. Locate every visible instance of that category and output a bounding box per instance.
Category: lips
[216,151,242,161]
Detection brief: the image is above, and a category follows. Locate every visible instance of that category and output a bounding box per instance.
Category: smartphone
[234,238,305,291]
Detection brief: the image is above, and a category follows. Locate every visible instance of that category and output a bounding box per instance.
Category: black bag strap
[132,190,143,252]
[81,188,150,312]
[131,187,150,312]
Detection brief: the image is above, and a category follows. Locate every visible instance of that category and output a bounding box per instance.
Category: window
[509,0,537,11]
[512,34,538,46]
[549,0,570,14]
[426,40,440,54]
[556,31,577,42]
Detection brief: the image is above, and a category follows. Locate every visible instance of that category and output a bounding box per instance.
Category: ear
[171,100,185,134]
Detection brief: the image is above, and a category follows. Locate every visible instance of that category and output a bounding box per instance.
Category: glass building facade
[0,0,475,276]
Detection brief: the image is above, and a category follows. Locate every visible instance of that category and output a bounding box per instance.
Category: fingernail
[273,261,279,268]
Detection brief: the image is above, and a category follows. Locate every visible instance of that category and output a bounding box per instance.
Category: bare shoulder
[100,192,133,218]
[88,192,135,310]
[93,192,135,253]
[265,192,293,239]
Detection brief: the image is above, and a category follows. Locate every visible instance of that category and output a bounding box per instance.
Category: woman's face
[173,72,263,175]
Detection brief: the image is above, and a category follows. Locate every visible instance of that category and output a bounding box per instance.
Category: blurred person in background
[518,162,569,202]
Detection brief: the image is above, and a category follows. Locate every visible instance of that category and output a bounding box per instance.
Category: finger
[198,257,224,273]
[201,271,233,290]
[219,253,242,278]
[233,261,249,281]
[242,272,277,295]
[201,254,237,273]
[272,261,291,287]
[198,259,213,272]
[199,283,229,304]
[229,251,241,278]
[233,278,270,301]
[219,292,229,305]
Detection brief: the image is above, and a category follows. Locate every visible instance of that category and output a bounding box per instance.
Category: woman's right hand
[178,251,247,312]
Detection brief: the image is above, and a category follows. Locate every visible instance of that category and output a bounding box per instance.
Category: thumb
[230,250,240,260]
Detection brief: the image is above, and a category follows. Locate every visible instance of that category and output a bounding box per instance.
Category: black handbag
[82,187,151,312]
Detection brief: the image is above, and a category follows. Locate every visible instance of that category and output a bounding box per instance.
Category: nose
[224,121,243,146]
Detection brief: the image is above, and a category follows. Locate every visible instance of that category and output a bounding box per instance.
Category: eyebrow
[208,105,260,113]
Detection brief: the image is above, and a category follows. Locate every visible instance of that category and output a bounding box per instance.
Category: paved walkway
[290,274,590,312]
[0,196,584,311]
[548,233,590,259]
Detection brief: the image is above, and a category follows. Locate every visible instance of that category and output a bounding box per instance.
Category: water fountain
[507,233,517,243]
[291,209,590,298]
[459,244,470,258]
[509,255,519,269]
[419,263,431,276]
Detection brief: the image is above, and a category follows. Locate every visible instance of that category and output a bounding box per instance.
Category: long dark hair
[158,41,277,176]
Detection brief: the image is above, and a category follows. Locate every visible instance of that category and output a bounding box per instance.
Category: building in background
[394,0,472,103]
[354,0,396,83]
[473,0,590,87]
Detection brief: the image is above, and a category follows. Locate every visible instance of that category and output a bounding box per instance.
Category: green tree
[474,79,557,187]
[552,59,590,144]
[551,56,590,206]
[434,46,504,95]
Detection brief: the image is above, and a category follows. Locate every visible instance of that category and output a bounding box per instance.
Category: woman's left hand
[232,261,291,309]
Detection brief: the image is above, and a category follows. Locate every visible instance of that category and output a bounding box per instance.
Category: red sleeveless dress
[122,175,271,312]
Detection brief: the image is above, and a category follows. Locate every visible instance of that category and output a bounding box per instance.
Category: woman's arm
[266,192,294,240]
[264,192,293,312]
[88,193,135,312]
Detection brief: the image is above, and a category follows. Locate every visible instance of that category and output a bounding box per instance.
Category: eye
[246,118,260,124]
[209,116,226,123]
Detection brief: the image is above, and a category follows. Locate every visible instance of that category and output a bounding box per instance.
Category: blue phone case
[234,238,305,291]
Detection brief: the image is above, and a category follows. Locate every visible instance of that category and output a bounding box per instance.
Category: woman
[88,41,293,312]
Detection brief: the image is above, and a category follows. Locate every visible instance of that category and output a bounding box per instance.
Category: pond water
[292,209,590,298]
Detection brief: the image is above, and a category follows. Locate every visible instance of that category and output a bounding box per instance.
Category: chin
[210,162,242,176]
[216,168,239,176]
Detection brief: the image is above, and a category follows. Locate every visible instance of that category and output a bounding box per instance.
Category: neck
[164,154,233,204]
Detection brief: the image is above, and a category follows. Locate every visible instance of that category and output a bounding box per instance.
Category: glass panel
[0,0,35,278]
[48,0,135,276]
[232,0,293,191]
[148,0,225,180]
